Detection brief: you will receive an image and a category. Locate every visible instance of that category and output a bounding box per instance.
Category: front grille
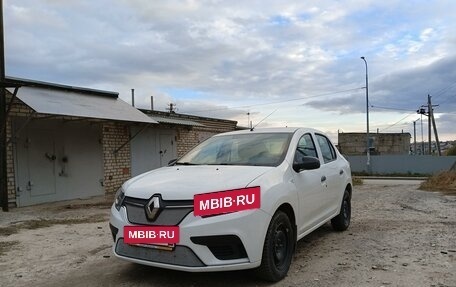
[123,195,193,226]
[115,239,205,267]
[191,235,248,260]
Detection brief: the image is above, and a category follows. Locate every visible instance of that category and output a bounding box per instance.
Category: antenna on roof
[167,103,177,113]
[250,109,278,131]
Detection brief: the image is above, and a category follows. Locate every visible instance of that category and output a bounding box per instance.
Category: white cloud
[4,0,456,140]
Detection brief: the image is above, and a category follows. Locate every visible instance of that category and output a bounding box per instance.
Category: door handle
[339,170,344,175]
[321,176,327,183]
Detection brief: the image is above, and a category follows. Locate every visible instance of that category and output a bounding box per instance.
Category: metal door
[16,128,57,206]
[55,123,104,200]
[14,119,104,206]
[130,127,159,176]
[159,134,176,167]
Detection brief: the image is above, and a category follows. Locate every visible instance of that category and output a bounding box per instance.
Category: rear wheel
[256,211,295,282]
[331,190,351,231]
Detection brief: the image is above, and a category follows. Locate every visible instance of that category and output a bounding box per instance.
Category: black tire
[256,211,295,282]
[331,190,351,231]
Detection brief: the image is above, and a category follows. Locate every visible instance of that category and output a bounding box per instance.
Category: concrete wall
[339,133,411,155]
[346,155,456,175]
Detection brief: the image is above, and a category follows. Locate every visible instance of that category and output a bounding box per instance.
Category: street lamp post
[412,118,420,155]
[360,57,370,173]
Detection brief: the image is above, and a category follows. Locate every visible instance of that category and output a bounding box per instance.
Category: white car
[110,128,352,281]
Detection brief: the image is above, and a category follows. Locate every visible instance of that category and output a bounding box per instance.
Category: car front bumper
[109,204,272,272]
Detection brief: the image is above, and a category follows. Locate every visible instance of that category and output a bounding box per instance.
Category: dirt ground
[0,180,455,287]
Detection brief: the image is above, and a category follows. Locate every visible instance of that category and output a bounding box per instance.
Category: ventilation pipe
[131,89,135,107]
[150,96,154,111]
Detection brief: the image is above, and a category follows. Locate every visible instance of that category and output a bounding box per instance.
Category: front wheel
[331,190,351,231]
[256,211,295,282]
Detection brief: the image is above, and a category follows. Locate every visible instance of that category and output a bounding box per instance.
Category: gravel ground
[0,180,455,287]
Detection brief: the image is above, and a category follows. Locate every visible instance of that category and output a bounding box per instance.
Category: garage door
[14,118,104,206]
[130,127,177,177]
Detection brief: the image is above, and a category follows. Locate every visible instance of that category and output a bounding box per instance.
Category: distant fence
[345,155,456,175]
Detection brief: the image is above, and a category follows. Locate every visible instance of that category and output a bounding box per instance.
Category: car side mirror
[293,156,320,172]
[168,159,177,166]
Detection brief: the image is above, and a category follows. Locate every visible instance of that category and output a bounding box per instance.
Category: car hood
[123,165,272,200]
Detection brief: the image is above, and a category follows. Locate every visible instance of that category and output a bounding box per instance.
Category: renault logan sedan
[110,128,352,281]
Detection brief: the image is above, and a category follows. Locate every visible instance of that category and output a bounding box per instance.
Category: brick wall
[102,122,131,193]
[175,127,235,157]
[6,117,16,206]
[5,95,35,207]
[176,127,199,157]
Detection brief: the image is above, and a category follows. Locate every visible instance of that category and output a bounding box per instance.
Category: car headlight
[114,187,125,211]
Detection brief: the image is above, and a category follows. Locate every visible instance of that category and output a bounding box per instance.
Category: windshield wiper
[204,162,239,166]
[175,162,199,165]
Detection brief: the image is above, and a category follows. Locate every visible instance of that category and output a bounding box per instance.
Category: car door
[315,134,342,216]
[291,133,327,236]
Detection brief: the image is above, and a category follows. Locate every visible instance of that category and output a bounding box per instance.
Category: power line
[379,113,416,132]
[370,105,414,112]
[185,87,364,113]
[417,81,456,107]
[437,93,455,105]
[432,81,456,99]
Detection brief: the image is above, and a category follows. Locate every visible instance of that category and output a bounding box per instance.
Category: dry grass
[352,177,363,186]
[419,171,456,195]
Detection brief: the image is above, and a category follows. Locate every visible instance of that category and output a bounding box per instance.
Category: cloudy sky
[4,0,456,142]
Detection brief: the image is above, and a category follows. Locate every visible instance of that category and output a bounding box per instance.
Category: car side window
[316,134,337,163]
[295,134,318,161]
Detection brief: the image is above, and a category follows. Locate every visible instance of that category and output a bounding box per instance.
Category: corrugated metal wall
[346,155,456,174]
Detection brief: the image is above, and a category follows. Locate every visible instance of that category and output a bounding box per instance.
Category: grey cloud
[371,56,456,112]
[434,113,456,141]
[304,91,366,114]
[4,0,456,140]
[305,56,456,115]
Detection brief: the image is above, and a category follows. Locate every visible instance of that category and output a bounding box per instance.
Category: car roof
[214,127,322,136]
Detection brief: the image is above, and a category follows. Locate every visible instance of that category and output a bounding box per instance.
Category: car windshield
[177,133,292,167]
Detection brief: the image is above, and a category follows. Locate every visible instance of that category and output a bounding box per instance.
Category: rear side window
[316,134,336,163]
[295,133,318,160]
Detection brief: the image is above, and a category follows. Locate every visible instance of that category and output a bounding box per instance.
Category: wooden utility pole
[427,95,432,155]
[428,95,441,156]
[413,120,417,155]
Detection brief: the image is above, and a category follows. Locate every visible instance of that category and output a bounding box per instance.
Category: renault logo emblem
[146,195,162,221]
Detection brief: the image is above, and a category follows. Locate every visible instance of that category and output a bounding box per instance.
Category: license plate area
[133,243,175,251]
